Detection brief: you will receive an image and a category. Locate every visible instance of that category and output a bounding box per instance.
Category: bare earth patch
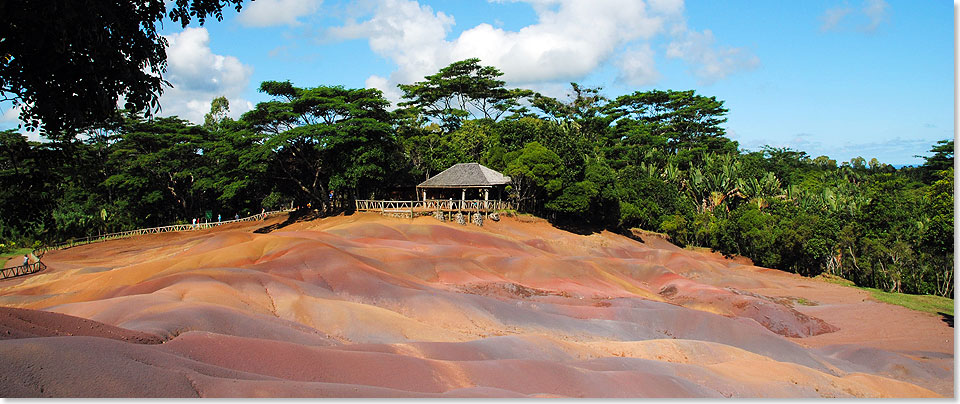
[0,213,950,397]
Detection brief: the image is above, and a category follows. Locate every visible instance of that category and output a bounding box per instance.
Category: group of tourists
[189,212,249,228]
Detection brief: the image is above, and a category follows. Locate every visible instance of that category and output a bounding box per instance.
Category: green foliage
[503,142,563,213]
[261,192,285,210]
[819,273,954,316]
[863,288,954,316]
[610,89,735,162]
[923,168,954,255]
[0,247,32,259]
[398,58,531,131]
[243,83,400,211]
[547,180,598,215]
[0,57,951,300]
[105,116,207,223]
[203,96,231,130]
[917,139,954,180]
[0,0,246,135]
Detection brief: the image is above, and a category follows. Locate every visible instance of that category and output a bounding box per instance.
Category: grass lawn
[816,273,954,316]
[861,287,954,317]
[0,247,34,261]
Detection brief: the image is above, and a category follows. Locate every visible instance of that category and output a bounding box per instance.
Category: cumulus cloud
[237,0,322,27]
[159,28,254,124]
[0,104,46,141]
[330,0,699,102]
[666,26,759,84]
[616,44,660,86]
[820,0,889,32]
[448,0,670,83]
[330,0,455,87]
[328,0,755,103]
[0,104,21,125]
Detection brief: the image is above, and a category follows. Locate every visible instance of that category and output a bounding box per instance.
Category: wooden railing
[0,209,292,280]
[41,209,293,252]
[0,261,46,281]
[355,199,511,216]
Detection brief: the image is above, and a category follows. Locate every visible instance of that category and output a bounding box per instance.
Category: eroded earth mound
[0,213,952,397]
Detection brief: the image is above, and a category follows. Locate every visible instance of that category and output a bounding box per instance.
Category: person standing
[22,254,29,266]
[217,214,221,222]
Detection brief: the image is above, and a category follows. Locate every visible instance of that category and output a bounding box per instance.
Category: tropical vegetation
[0,59,952,297]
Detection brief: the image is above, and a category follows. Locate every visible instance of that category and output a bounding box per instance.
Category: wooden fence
[355,199,511,217]
[0,261,46,281]
[38,209,292,253]
[0,209,292,281]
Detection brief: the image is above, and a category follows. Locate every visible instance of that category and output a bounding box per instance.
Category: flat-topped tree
[609,89,734,168]
[398,58,532,132]
[242,81,398,214]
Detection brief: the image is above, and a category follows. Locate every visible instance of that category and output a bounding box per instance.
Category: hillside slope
[0,213,951,397]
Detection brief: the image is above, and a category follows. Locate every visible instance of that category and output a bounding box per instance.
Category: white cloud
[0,105,46,142]
[330,0,691,102]
[820,0,889,33]
[449,0,671,83]
[364,74,404,103]
[160,28,254,124]
[237,0,322,27]
[330,0,455,88]
[0,104,21,124]
[820,6,853,32]
[616,44,660,86]
[666,26,759,84]
[328,0,753,103]
[862,0,889,31]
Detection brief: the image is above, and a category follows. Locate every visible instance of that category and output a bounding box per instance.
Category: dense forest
[0,59,953,297]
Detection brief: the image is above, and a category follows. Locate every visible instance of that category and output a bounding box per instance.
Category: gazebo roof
[418,163,511,188]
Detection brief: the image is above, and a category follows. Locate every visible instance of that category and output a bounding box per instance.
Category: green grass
[499,209,535,218]
[629,228,671,239]
[814,273,856,287]
[861,287,954,317]
[815,273,953,316]
[0,247,33,261]
[793,297,817,306]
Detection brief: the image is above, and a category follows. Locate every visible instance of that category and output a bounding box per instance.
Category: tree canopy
[398,58,532,131]
[0,0,246,135]
[242,81,401,213]
[0,58,952,299]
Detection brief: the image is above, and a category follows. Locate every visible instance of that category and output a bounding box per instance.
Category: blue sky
[3,0,953,165]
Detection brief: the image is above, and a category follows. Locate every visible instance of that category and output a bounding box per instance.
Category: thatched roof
[418,163,511,188]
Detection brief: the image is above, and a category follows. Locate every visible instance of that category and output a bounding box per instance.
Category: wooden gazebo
[416,163,511,201]
[354,163,512,219]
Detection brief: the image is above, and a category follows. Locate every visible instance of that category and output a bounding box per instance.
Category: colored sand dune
[0,214,952,397]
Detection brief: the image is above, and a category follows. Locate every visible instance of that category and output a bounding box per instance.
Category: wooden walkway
[355,199,511,218]
[0,209,292,281]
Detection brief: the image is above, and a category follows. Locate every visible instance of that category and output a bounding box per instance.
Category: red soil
[0,213,951,397]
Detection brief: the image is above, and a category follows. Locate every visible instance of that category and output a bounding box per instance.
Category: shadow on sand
[937,312,953,328]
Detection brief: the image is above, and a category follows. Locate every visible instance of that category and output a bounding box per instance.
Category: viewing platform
[355,199,512,218]
[357,162,513,223]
